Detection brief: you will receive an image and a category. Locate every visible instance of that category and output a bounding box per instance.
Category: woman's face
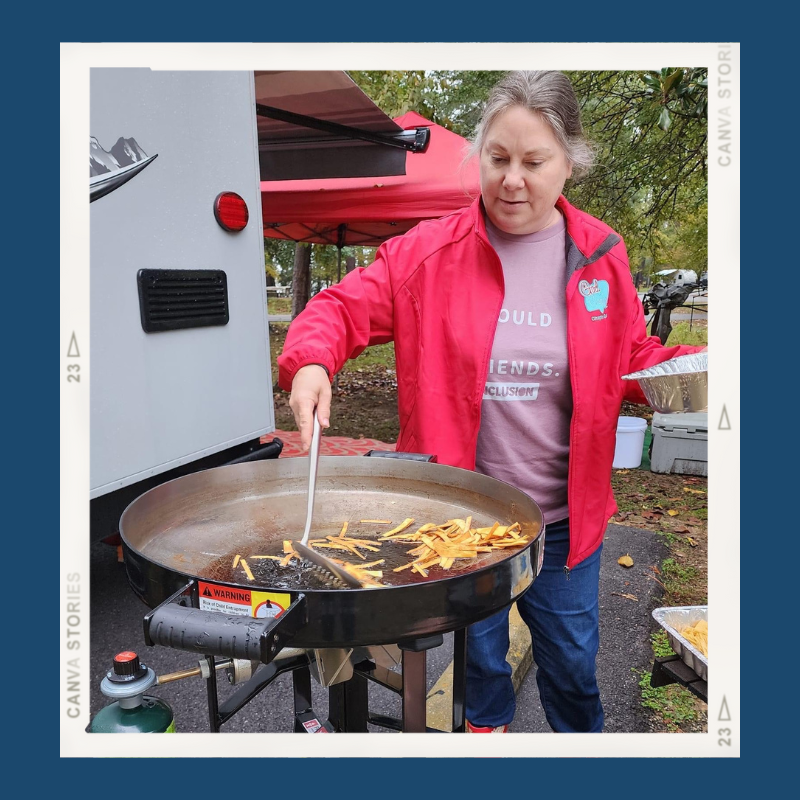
[480,105,573,235]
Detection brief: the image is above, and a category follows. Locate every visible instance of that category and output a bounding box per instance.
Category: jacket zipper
[564,266,579,577]
[472,235,506,465]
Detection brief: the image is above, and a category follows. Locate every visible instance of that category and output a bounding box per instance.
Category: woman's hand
[289,365,332,451]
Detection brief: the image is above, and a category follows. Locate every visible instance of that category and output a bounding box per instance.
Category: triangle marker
[718,695,731,722]
[67,332,80,358]
[718,405,731,431]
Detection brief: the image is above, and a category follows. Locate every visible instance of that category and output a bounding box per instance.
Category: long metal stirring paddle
[293,411,362,589]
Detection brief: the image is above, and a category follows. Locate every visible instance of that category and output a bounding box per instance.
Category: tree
[344,70,708,283]
[264,238,296,287]
[566,69,708,267]
[291,244,312,319]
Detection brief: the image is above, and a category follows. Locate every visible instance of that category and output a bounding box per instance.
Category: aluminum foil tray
[623,352,707,414]
[652,605,708,681]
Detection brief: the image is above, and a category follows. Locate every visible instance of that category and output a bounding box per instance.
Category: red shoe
[466,720,509,733]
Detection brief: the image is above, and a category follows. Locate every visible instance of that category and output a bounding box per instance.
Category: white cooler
[650,411,708,476]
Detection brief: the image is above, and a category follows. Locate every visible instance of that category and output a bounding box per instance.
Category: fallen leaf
[667,510,679,517]
[683,487,706,495]
[673,526,691,534]
[686,537,698,547]
[650,565,661,575]
[618,554,634,568]
[641,510,663,520]
[615,469,630,474]
[611,592,639,601]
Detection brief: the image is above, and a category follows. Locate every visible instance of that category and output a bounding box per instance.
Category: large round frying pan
[120,456,544,651]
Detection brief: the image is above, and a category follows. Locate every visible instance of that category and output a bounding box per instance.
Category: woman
[277,71,703,733]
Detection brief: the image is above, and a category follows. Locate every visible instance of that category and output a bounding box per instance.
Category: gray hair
[468,71,595,180]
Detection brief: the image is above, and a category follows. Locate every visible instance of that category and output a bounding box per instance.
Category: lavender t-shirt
[475,215,572,523]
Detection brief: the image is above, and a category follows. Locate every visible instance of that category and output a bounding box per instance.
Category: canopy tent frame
[262,111,481,282]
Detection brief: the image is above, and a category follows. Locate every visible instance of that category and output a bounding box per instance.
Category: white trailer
[88,69,421,533]
[90,69,274,499]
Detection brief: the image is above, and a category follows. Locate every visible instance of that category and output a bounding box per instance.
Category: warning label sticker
[198,582,290,618]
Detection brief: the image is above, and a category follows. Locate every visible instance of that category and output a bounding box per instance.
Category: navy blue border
[39,9,744,778]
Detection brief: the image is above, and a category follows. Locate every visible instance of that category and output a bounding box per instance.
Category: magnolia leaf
[618,554,634,568]
[662,68,684,96]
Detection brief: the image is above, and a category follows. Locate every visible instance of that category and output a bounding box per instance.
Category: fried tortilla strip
[323,537,367,558]
[393,561,417,572]
[240,558,254,581]
[360,519,392,524]
[339,521,349,538]
[440,557,455,570]
[279,552,296,567]
[379,518,415,538]
[283,541,294,554]
[341,562,384,588]
[328,536,383,547]
[411,564,429,577]
[232,554,241,569]
[250,555,282,561]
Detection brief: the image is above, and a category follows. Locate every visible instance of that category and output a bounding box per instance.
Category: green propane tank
[90,651,176,733]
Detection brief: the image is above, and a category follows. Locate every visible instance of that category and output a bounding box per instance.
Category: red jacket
[278,196,700,569]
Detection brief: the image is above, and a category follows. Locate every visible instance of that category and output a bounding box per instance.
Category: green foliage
[662,322,708,347]
[264,238,297,285]
[567,69,708,270]
[285,70,708,294]
[267,297,291,315]
[347,71,438,119]
[634,667,701,732]
[661,558,704,604]
[651,630,676,659]
[349,342,396,369]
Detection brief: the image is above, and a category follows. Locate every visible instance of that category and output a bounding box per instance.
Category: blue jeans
[465,518,604,732]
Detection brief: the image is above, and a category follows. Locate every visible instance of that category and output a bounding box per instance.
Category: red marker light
[214,192,249,232]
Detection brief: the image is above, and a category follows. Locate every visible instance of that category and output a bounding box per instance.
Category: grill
[118,453,545,732]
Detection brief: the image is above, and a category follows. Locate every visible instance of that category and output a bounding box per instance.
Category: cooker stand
[196,631,467,733]
[144,583,468,733]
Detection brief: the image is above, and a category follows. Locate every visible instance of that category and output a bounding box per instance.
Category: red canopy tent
[260,111,480,250]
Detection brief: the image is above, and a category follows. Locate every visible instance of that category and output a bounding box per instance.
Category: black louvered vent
[137,269,229,333]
